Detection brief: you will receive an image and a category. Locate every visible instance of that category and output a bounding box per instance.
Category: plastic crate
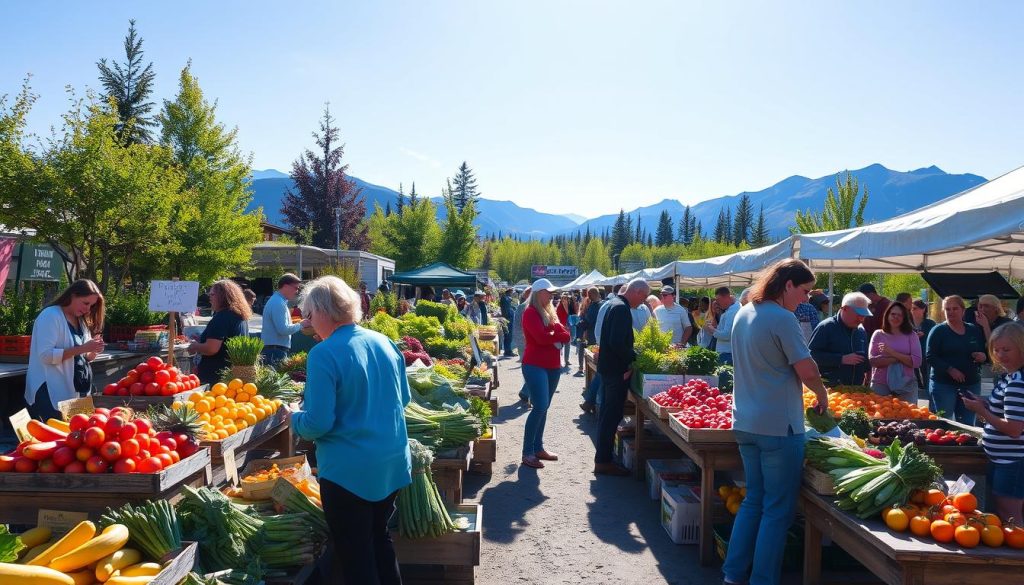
[713,523,803,569]
[646,458,698,500]
[661,485,701,544]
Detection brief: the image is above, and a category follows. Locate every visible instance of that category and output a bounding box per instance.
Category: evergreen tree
[724,208,733,244]
[395,183,405,215]
[436,181,480,268]
[155,64,262,283]
[610,210,630,261]
[695,220,704,241]
[732,193,753,245]
[408,182,418,205]
[751,203,770,247]
[385,201,392,216]
[634,216,642,244]
[655,209,674,246]
[646,233,654,247]
[583,225,592,244]
[96,19,157,145]
[280,105,368,250]
[794,172,869,234]
[713,207,728,243]
[451,161,480,213]
[480,242,493,270]
[678,205,694,245]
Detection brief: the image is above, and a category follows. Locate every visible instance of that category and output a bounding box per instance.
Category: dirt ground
[467,355,727,585]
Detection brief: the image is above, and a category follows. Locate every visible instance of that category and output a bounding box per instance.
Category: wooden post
[167,277,179,368]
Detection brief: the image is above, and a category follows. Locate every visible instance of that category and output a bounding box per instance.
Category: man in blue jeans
[594,279,650,476]
[499,289,515,357]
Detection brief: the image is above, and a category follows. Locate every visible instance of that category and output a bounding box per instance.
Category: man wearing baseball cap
[808,292,872,386]
[260,273,310,367]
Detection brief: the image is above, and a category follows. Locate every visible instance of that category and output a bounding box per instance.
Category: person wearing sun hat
[519,278,571,469]
[808,292,872,386]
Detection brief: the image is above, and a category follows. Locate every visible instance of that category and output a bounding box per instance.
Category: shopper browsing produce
[724,259,830,585]
[961,322,1024,522]
[259,273,310,367]
[25,279,106,421]
[868,301,922,403]
[926,295,987,425]
[188,279,251,385]
[289,275,411,585]
[520,278,570,469]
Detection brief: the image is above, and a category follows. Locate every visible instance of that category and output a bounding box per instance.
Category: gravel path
[466,356,726,585]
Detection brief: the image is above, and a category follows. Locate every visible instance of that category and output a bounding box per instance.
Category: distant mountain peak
[561,213,588,225]
[251,168,289,180]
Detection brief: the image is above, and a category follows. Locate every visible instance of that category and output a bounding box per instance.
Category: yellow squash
[48,524,130,573]
[17,526,52,549]
[0,562,75,585]
[46,418,72,432]
[19,540,55,563]
[66,568,97,585]
[95,548,141,582]
[118,562,163,577]
[106,575,159,585]
[27,521,96,567]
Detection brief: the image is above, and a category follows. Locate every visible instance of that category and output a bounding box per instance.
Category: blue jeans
[583,372,603,406]
[929,380,979,426]
[723,430,806,585]
[502,330,514,356]
[261,347,289,368]
[522,364,561,457]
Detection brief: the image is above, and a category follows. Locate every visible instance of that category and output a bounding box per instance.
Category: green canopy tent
[389,262,481,294]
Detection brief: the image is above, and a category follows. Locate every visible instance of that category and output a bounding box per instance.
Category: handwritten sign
[149,280,200,313]
[57,396,95,420]
[9,408,31,442]
[38,509,90,536]
[223,449,238,486]
[17,243,60,282]
[469,335,483,368]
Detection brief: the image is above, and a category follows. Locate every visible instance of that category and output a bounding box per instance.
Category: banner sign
[17,243,60,282]
[531,265,579,279]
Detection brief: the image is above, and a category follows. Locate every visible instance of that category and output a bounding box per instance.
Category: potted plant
[0,287,45,356]
[104,290,168,342]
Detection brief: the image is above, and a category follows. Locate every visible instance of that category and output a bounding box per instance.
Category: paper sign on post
[38,509,90,536]
[9,408,31,442]
[223,449,239,486]
[149,280,200,313]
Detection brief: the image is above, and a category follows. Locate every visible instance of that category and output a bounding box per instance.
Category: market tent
[561,269,607,290]
[594,269,646,287]
[389,262,480,288]
[661,239,797,287]
[796,165,1024,277]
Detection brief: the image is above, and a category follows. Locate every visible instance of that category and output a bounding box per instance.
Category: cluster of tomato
[924,428,978,446]
[882,489,1024,549]
[0,407,199,475]
[656,379,733,429]
[101,356,201,397]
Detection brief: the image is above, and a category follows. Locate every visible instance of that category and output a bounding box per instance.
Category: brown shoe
[536,450,559,461]
[593,462,630,476]
[521,456,544,469]
[579,401,596,414]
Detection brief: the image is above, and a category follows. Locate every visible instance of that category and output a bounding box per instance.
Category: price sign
[9,408,31,442]
[223,449,239,486]
[38,509,90,536]
[469,335,483,368]
[57,396,95,420]
[148,280,200,313]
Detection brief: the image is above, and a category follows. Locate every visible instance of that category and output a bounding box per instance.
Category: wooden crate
[472,427,496,463]
[152,541,199,585]
[668,414,736,444]
[202,407,290,460]
[802,466,836,496]
[646,396,681,420]
[0,450,212,524]
[394,503,482,567]
[91,386,205,410]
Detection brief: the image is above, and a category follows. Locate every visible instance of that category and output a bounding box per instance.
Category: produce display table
[470,426,497,474]
[395,502,482,585]
[432,443,473,505]
[584,349,597,390]
[205,408,293,485]
[0,448,212,524]
[630,393,742,565]
[800,488,1024,585]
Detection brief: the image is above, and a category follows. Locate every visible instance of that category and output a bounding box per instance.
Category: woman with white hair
[289,276,411,584]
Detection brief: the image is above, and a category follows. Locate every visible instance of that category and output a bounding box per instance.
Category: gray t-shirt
[732,301,812,436]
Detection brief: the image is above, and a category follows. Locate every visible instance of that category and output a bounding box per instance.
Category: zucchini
[27,521,96,567]
[48,524,130,573]
[95,548,142,582]
[0,562,75,585]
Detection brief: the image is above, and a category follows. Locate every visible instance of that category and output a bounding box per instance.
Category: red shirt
[522,305,570,369]
[556,304,569,325]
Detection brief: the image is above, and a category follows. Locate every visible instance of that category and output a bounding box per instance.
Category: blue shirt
[261,292,302,348]
[713,301,740,354]
[292,324,412,501]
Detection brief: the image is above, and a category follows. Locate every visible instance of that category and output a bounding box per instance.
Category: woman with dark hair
[926,295,986,425]
[189,279,252,384]
[723,259,829,585]
[868,302,922,403]
[25,279,106,420]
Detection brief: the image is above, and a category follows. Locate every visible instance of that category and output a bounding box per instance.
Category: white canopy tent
[560,269,608,290]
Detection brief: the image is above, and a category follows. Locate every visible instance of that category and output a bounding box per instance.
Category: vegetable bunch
[100,499,182,560]
[405,403,482,449]
[397,439,456,538]
[177,486,262,571]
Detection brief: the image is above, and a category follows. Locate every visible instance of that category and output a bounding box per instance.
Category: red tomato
[113,458,136,474]
[120,438,141,458]
[75,446,93,462]
[168,367,180,382]
[160,437,177,451]
[0,455,16,472]
[52,446,75,468]
[147,356,165,369]
[63,460,86,473]
[156,452,174,468]
[99,441,122,462]
[137,456,163,473]
[65,430,84,450]
[14,457,37,472]
[110,407,130,418]
[140,371,156,385]
[88,414,108,428]
[117,377,130,389]
[139,450,151,460]
[143,382,159,396]
[168,450,180,464]
[174,433,190,446]
[160,383,177,397]
[84,427,105,448]
[116,386,130,396]
[104,416,126,436]
[117,424,137,441]
[133,418,153,435]
[125,370,139,385]
[86,455,109,473]
[148,438,162,453]
[129,382,144,396]
[154,369,171,386]
[69,414,90,432]
[134,363,150,375]
[37,458,60,473]
[94,408,110,416]
[103,383,118,396]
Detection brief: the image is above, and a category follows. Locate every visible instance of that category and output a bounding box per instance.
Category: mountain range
[248,164,987,240]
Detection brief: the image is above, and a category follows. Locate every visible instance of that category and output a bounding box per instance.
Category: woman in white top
[25,279,105,420]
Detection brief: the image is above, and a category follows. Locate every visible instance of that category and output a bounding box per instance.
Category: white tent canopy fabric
[560,269,607,290]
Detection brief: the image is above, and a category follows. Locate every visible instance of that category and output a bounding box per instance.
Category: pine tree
[634,216,642,244]
[436,181,480,268]
[610,210,630,263]
[395,183,405,215]
[713,207,728,243]
[647,233,654,247]
[724,208,733,244]
[280,105,368,250]
[584,225,592,244]
[655,209,674,246]
[408,182,418,205]
[678,205,694,245]
[385,201,392,216]
[751,203,770,247]
[733,193,753,245]
[451,161,480,214]
[695,220,704,241]
[96,19,157,144]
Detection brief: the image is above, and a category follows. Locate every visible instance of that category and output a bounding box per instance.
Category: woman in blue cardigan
[25,279,106,420]
[289,275,411,585]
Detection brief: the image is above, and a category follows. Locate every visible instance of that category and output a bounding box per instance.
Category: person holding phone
[926,295,986,425]
[961,322,1024,523]
[25,279,106,420]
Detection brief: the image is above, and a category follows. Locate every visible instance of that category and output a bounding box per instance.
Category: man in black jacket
[808,292,872,386]
[594,278,650,476]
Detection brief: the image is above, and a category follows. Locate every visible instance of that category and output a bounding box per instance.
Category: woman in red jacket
[521,278,571,469]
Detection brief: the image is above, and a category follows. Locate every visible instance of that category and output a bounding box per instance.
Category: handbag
[885,334,914,390]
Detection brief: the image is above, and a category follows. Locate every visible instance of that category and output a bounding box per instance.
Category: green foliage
[794,172,869,235]
[370,290,398,317]
[364,312,401,340]
[423,336,467,359]
[316,260,361,289]
[0,524,25,562]
[469,395,492,434]
[0,286,45,335]
[105,289,167,326]
[715,364,734,392]
[634,319,673,354]
[658,352,688,375]
[96,20,157,145]
[398,314,442,341]
[367,198,442,271]
[633,348,665,375]
[436,185,481,269]
[684,345,720,375]
[415,299,459,324]
[441,318,474,342]
[225,336,263,366]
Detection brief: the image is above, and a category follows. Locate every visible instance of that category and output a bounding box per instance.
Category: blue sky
[3,1,1023,217]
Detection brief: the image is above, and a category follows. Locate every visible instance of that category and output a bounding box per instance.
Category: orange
[980,523,1004,547]
[952,493,977,514]
[228,379,244,391]
[242,382,258,395]
[930,520,955,543]
[195,400,211,413]
[236,392,250,403]
[909,515,932,537]
[214,395,227,408]
[211,383,226,396]
[924,489,947,507]
[188,392,204,404]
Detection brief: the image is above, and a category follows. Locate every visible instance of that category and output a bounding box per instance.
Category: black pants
[320,479,402,585]
[595,373,629,464]
[28,384,80,422]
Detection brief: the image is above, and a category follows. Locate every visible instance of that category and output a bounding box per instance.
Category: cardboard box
[661,485,701,545]
[239,455,311,500]
[646,459,699,500]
